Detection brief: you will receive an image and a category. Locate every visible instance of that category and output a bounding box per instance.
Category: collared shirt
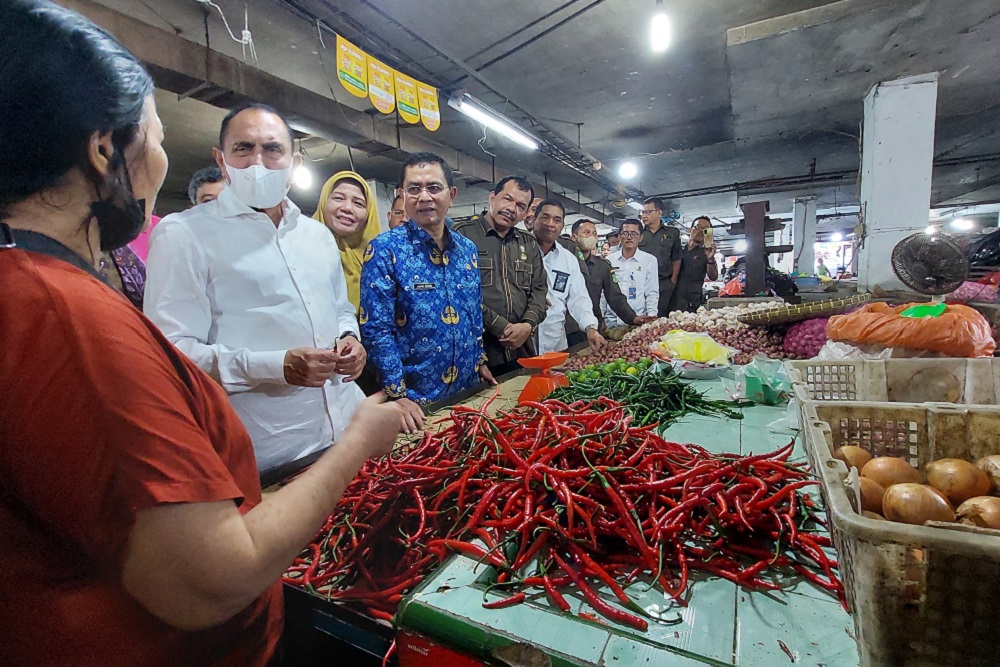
[639,223,682,286]
[452,216,548,367]
[602,249,659,326]
[672,242,712,312]
[360,220,487,405]
[144,187,364,472]
[580,252,637,329]
[539,243,599,354]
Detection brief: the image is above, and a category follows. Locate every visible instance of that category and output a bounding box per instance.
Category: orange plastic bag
[719,277,744,296]
[827,302,996,357]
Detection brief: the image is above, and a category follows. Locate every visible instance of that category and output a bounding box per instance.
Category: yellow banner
[367,57,396,114]
[393,70,420,124]
[336,35,367,98]
[417,82,440,132]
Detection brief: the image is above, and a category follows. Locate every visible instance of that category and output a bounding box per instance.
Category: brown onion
[859,477,886,514]
[835,446,873,472]
[882,483,954,525]
[862,510,886,521]
[862,457,921,489]
[925,458,992,506]
[975,455,1000,493]
[956,496,1000,529]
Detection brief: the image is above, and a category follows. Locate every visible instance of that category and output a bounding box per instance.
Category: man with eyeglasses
[454,176,548,375]
[361,153,495,431]
[602,219,659,328]
[639,197,682,317]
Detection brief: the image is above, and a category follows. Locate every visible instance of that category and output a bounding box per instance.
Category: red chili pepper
[482,591,526,609]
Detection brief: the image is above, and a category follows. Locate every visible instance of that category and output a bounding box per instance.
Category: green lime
[615,357,626,366]
[626,366,639,375]
[637,360,650,371]
[588,371,602,381]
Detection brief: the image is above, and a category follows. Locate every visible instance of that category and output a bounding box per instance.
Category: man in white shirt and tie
[531,199,607,354]
[145,103,371,472]
[602,219,659,328]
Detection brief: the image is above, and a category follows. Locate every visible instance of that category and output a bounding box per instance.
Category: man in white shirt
[145,103,369,472]
[531,199,607,354]
[602,219,659,327]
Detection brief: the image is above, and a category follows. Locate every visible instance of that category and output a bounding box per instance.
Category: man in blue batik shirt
[361,153,496,431]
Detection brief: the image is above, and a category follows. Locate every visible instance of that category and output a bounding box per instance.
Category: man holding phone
[670,216,719,313]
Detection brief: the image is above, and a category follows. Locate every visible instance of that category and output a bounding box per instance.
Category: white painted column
[792,196,817,275]
[774,224,793,274]
[857,73,939,290]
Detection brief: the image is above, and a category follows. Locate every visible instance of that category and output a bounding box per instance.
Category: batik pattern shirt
[361,221,487,405]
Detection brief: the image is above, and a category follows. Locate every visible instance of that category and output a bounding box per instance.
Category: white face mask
[225,163,292,209]
[576,236,598,252]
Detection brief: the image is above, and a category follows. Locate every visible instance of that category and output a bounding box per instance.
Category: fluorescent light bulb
[951,218,974,231]
[735,240,748,253]
[831,232,843,242]
[651,11,671,52]
[454,97,538,150]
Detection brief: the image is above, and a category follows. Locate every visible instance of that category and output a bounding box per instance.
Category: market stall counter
[279,365,859,666]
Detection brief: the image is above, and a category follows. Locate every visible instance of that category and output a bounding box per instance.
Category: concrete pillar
[857,73,939,290]
[774,223,793,274]
[792,196,817,275]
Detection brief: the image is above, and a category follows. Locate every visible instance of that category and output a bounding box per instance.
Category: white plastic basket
[802,401,1000,667]
[786,358,1000,404]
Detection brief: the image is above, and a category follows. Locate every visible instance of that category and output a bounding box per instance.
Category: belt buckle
[0,223,16,249]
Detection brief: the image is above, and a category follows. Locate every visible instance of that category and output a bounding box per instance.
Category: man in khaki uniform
[639,197,682,317]
[453,177,547,375]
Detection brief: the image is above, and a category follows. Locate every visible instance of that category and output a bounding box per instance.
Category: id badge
[628,286,637,300]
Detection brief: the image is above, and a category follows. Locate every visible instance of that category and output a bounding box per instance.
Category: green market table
[393,377,860,667]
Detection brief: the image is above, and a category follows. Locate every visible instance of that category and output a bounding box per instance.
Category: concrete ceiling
[80,0,1000,227]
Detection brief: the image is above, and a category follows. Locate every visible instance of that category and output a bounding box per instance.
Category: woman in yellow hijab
[313,171,383,313]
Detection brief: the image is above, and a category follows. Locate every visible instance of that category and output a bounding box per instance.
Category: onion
[859,477,886,514]
[975,455,1000,493]
[925,458,992,506]
[882,483,955,525]
[861,457,921,489]
[862,510,886,521]
[834,445,872,472]
[955,496,1000,529]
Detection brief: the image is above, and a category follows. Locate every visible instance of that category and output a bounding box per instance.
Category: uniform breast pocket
[514,260,532,289]
[478,256,494,288]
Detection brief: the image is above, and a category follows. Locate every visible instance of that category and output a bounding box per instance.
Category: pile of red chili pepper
[283,393,843,629]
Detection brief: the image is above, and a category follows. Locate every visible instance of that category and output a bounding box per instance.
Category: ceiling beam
[53,0,606,220]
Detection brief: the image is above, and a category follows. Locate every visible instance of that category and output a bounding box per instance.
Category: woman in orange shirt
[0,2,406,665]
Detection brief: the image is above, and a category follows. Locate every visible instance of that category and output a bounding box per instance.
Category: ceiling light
[650,0,671,53]
[627,200,643,211]
[925,225,937,235]
[618,161,638,180]
[831,232,843,242]
[734,239,748,253]
[293,165,313,189]
[447,92,538,150]
[951,218,974,231]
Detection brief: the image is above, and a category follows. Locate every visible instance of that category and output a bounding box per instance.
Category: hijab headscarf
[313,171,382,313]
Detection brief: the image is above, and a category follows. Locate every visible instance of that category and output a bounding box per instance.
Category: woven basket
[737,292,870,326]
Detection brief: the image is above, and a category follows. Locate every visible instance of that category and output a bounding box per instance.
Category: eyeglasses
[404,183,447,196]
[619,231,640,238]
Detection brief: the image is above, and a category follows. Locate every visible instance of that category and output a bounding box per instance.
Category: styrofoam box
[786,358,1000,404]
[802,400,1000,667]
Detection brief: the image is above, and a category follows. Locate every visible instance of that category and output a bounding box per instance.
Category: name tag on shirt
[414,282,437,291]
[628,286,637,299]
[553,271,569,293]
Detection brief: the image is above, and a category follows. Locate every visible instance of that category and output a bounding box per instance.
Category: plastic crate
[786,358,1000,404]
[801,401,1000,667]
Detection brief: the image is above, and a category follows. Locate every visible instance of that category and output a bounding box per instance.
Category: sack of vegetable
[650,330,735,366]
[827,302,996,358]
[782,317,830,359]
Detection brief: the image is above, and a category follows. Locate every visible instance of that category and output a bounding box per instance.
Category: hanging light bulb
[651,0,671,53]
[618,161,638,180]
[293,164,313,190]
